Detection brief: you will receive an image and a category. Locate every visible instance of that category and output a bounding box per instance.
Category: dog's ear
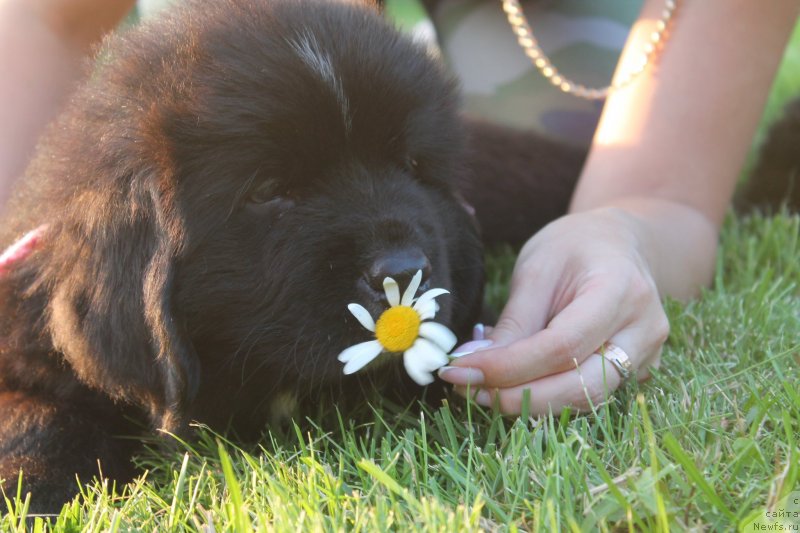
[46,177,199,435]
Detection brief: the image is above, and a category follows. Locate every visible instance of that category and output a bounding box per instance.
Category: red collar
[0,225,47,276]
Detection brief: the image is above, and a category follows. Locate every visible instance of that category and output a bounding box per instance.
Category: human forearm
[569,0,797,298]
[0,0,133,212]
[572,0,798,221]
[595,197,718,301]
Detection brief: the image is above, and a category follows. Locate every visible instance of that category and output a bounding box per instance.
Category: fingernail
[438,366,485,385]
[474,389,492,406]
[450,339,493,358]
[472,323,485,341]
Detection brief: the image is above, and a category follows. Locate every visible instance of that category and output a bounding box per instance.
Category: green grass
[1,213,797,532]
[758,21,800,142]
[1,10,799,533]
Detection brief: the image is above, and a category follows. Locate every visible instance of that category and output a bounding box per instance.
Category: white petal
[347,303,375,332]
[383,277,400,307]
[404,354,435,386]
[401,270,423,306]
[413,288,449,313]
[415,300,437,321]
[403,338,449,386]
[342,341,384,374]
[338,339,381,364]
[415,338,450,370]
[418,322,457,353]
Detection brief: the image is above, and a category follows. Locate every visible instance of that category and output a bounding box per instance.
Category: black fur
[460,118,585,247]
[0,0,585,511]
[739,97,800,212]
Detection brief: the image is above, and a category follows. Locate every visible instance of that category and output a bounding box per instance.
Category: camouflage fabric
[430,0,642,146]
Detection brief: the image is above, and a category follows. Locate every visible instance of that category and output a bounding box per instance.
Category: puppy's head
[20,0,483,431]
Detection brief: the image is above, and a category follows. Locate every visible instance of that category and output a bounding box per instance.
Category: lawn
[2,7,799,533]
[4,210,796,532]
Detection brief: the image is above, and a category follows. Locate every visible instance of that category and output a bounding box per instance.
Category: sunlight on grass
[1,210,797,532]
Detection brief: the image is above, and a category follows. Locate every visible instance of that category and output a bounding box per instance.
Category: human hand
[438,207,670,414]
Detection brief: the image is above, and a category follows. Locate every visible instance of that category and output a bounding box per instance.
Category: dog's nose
[366,248,432,296]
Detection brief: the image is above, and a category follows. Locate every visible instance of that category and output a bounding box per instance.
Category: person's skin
[0,0,135,215]
[438,0,800,414]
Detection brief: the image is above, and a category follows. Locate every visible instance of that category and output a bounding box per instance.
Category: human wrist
[577,197,720,300]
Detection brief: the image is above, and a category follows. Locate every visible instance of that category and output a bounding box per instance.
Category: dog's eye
[248,179,284,204]
[245,179,295,215]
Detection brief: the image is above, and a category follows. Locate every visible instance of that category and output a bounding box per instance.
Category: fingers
[488,266,555,346]
[449,264,555,358]
[454,353,623,415]
[446,279,628,388]
[617,310,670,381]
[440,210,674,415]
[451,322,667,416]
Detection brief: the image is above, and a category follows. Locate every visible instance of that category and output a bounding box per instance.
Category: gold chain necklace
[500,0,678,100]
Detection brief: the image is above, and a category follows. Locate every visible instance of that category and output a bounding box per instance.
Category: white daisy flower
[337,270,457,386]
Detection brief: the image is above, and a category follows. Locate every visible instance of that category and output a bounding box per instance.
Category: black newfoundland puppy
[0,0,584,511]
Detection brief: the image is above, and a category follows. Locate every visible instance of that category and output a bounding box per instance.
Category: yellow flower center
[374,305,421,353]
